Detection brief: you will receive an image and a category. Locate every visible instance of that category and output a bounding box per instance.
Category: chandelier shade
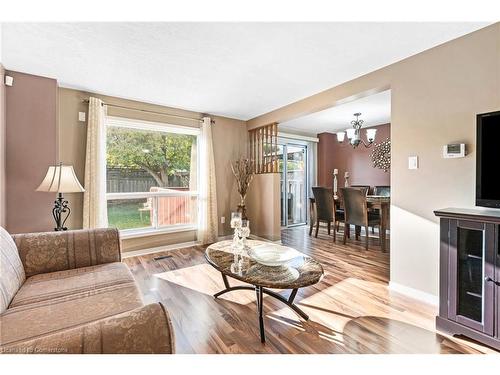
[346,128,356,140]
[366,128,377,142]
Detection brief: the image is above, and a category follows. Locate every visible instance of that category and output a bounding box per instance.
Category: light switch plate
[78,112,86,122]
[408,156,418,170]
[4,75,13,86]
[220,216,225,224]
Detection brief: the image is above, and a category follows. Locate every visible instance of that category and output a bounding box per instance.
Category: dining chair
[341,187,381,250]
[347,186,374,232]
[312,187,345,242]
[374,186,391,197]
[334,188,345,233]
[333,187,368,234]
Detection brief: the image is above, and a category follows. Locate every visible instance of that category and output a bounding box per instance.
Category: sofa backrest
[0,227,26,313]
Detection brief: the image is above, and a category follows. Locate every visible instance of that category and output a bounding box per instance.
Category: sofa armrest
[13,228,121,277]
[0,303,175,354]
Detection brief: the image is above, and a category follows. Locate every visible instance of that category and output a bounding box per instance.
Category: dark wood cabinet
[435,208,500,350]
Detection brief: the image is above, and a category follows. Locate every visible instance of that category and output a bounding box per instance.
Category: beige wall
[6,71,58,234]
[58,87,247,249]
[247,23,500,297]
[0,64,5,227]
[246,173,281,241]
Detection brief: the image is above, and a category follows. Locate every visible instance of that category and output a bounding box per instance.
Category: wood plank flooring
[123,225,497,354]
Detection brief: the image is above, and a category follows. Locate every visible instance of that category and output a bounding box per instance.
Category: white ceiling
[280,90,391,136]
[1,22,489,120]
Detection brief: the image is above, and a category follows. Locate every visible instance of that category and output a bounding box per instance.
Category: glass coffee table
[205,240,324,343]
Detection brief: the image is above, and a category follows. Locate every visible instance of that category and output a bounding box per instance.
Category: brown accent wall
[317,123,390,189]
[247,23,500,297]
[58,88,247,251]
[0,64,6,227]
[5,71,58,233]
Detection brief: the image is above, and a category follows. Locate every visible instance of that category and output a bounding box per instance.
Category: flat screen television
[476,110,500,208]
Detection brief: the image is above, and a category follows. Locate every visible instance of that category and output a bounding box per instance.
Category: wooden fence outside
[106,167,188,193]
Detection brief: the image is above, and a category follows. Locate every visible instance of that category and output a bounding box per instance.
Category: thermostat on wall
[443,143,466,158]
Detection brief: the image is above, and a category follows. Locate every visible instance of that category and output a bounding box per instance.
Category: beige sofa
[0,227,174,354]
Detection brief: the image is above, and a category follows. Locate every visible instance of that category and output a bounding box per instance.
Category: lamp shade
[36,164,85,193]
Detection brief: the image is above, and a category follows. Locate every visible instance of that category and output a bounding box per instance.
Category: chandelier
[336,113,377,148]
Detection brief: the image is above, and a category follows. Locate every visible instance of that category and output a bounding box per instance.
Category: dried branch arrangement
[231,158,255,204]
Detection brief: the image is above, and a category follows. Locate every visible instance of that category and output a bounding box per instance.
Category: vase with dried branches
[231,158,255,220]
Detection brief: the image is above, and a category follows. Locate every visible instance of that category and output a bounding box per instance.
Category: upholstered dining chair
[341,187,381,250]
[374,185,391,197]
[334,186,368,233]
[312,187,345,242]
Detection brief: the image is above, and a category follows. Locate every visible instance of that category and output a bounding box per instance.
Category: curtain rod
[82,99,213,124]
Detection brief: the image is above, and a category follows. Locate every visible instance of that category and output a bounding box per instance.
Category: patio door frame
[280,142,308,228]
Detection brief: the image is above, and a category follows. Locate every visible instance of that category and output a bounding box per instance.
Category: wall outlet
[220,216,225,224]
[408,156,419,170]
[78,112,86,122]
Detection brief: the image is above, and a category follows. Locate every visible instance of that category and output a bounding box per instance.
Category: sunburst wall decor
[371,138,391,172]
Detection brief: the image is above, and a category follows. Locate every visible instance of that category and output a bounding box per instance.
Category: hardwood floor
[123,225,496,354]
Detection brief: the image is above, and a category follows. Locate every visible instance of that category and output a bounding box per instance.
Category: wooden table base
[214,273,308,343]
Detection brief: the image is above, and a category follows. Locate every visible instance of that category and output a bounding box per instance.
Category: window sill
[118,224,197,240]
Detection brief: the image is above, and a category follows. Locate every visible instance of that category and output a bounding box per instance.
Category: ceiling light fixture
[336,113,376,148]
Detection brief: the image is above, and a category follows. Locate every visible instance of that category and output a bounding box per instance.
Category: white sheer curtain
[198,117,218,244]
[83,97,108,228]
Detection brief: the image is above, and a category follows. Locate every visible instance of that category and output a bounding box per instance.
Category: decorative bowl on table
[248,243,301,267]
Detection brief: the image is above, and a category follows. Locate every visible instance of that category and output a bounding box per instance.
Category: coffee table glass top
[205,240,324,289]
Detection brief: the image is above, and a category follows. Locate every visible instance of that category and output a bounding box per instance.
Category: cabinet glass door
[456,227,484,322]
[449,220,495,335]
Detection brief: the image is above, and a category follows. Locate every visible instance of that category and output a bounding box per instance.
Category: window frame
[105,116,200,237]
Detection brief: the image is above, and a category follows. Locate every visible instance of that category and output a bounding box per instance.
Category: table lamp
[36,163,85,231]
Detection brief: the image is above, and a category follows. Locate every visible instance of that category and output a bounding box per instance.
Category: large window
[106,117,199,235]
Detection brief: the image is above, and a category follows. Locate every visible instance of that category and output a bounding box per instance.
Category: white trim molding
[121,240,198,259]
[106,116,200,135]
[119,224,197,239]
[389,281,439,306]
[278,131,319,143]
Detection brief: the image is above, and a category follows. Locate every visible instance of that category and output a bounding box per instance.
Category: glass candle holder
[231,212,243,250]
[240,219,250,249]
[230,212,242,229]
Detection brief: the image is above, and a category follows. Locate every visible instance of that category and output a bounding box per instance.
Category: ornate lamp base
[53,193,71,231]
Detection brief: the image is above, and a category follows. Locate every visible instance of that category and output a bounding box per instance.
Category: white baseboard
[389,281,439,306]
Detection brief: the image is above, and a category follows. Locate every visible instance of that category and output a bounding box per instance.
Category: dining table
[308,194,390,252]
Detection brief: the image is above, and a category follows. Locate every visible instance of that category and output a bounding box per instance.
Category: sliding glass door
[279,144,307,227]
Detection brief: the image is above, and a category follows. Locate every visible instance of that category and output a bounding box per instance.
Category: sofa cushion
[0,227,26,314]
[0,262,143,346]
[10,262,135,308]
